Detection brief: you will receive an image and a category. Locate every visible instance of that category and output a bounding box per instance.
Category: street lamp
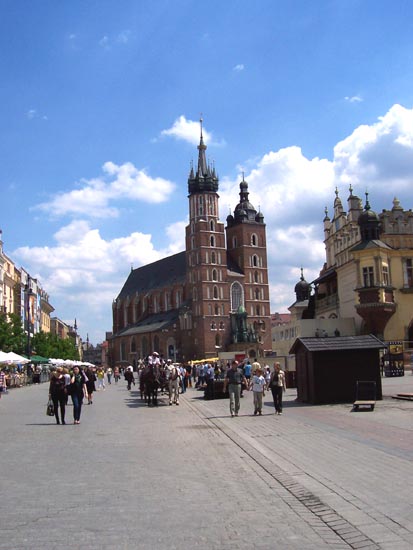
[25,277,33,359]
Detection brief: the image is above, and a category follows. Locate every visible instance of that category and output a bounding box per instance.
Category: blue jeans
[71,393,83,421]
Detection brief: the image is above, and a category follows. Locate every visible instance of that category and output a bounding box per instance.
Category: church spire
[188,116,218,195]
[197,117,208,178]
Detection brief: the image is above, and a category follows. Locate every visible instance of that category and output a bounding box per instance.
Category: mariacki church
[110,123,272,365]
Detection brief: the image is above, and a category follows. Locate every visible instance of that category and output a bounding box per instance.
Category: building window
[210,220,214,231]
[215,304,219,315]
[252,254,259,267]
[251,233,258,246]
[362,266,374,287]
[404,258,413,288]
[210,235,215,247]
[231,282,243,311]
[254,288,260,300]
[382,265,390,286]
[211,252,216,264]
[212,269,217,281]
[131,338,136,353]
[213,285,218,299]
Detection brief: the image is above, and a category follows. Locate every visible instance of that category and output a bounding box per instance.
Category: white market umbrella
[0,351,11,363]
[4,352,30,364]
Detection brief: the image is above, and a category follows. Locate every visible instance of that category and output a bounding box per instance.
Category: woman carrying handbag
[49,367,67,424]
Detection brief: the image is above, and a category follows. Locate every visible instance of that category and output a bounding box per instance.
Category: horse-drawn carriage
[139,361,181,406]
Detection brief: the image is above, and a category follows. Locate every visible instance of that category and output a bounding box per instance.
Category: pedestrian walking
[243,360,252,385]
[70,366,88,424]
[114,366,120,383]
[124,366,134,390]
[63,368,71,404]
[85,367,96,404]
[49,367,66,425]
[250,368,266,415]
[96,367,105,390]
[106,367,113,384]
[168,363,180,405]
[205,363,215,400]
[269,362,286,415]
[0,368,6,398]
[223,360,247,417]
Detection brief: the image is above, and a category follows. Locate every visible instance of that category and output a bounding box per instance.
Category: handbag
[46,399,55,416]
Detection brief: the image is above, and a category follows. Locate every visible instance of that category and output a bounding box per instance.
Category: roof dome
[294,268,311,302]
[358,193,381,241]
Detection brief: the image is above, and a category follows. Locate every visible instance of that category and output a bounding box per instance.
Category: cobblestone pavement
[0,374,412,549]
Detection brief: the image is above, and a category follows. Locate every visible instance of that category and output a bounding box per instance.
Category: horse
[140,365,160,406]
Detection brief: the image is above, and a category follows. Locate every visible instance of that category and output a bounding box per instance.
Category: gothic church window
[210,235,215,247]
[212,269,217,281]
[251,233,258,246]
[231,282,243,311]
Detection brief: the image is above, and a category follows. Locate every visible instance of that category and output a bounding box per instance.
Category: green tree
[0,313,25,353]
[31,331,79,360]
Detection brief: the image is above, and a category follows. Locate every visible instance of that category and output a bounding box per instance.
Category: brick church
[110,122,272,364]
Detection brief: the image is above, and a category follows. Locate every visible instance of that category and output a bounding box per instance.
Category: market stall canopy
[29,354,49,363]
[0,351,30,364]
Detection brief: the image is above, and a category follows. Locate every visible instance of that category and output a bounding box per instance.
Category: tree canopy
[0,313,26,353]
[31,331,79,360]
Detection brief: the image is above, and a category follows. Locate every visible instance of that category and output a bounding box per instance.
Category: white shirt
[251,374,266,393]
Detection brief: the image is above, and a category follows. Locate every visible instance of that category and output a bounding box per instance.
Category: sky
[1,0,413,345]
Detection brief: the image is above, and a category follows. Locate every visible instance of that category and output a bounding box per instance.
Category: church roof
[117,251,187,300]
[118,308,181,336]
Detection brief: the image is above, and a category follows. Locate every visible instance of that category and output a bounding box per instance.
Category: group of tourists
[48,366,88,425]
[222,360,286,417]
[48,364,112,425]
[121,353,288,417]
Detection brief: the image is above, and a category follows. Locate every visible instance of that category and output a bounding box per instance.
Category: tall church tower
[185,120,229,358]
[226,176,272,353]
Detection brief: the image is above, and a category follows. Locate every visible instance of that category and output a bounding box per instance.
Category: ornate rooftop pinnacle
[188,116,219,195]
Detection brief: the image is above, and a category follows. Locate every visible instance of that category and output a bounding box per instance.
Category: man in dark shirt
[223,360,247,417]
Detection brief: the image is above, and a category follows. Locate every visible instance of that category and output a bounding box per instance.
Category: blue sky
[1,1,413,344]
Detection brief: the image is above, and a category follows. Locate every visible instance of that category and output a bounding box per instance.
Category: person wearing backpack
[269,362,286,415]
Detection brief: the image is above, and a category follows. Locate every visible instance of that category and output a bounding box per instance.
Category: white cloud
[99,35,110,49]
[117,30,131,44]
[15,103,413,340]
[161,115,213,146]
[27,108,48,121]
[334,104,413,188]
[233,64,245,72]
[34,161,175,218]
[344,95,363,103]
